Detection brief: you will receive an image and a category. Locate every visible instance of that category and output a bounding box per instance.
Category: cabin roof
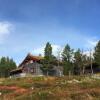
[19,53,44,67]
[10,67,23,75]
[10,67,22,72]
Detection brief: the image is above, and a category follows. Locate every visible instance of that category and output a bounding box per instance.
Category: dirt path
[0,86,29,100]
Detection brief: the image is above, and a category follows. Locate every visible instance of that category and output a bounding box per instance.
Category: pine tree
[94,40,100,67]
[44,42,52,62]
[0,57,16,77]
[41,42,54,75]
[62,44,73,75]
[74,49,83,75]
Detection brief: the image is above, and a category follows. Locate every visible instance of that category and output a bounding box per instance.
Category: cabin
[10,53,63,77]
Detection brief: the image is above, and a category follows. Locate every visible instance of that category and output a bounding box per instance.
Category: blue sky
[0,0,99,65]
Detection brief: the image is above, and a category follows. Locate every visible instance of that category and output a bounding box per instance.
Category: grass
[0,75,100,100]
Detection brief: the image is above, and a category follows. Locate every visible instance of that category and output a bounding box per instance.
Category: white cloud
[87,40,98,47]
[83,49,94,57]
[52,44,62,56]
[32,46,44,56]
[0,21,13,43]
[83,37,99,57]
[32,44,62,56]
[85,37,99,49]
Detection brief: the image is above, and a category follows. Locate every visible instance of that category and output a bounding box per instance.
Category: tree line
[41,41,100,76]
[0,40,100,77]
[0,57,16,77]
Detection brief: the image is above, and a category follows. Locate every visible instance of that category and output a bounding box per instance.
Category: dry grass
[0,76,100,100]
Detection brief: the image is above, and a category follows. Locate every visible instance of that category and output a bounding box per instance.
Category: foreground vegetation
[0,75,100,100]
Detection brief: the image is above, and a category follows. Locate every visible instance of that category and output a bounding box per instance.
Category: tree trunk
[47,71,48,76]
[82,66,85,75]
[68,71,71,78]
[91,63,94,75]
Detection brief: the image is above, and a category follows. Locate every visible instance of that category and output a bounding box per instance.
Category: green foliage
[94,40,100,67]
[41,42,56,75]
[62,44,73,62]
[0,57,17,77]
[44,42,52,62]
[41,63,54,76]
[74,49,82,65]
[62,44,74,75]
[74,49,83,74]
[0,89,13,94]
[63,62,73,75]
[37,91,50,100]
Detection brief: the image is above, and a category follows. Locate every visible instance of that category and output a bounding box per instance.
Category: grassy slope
[0,76,100,100]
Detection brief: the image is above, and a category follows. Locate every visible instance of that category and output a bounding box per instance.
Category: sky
[0,0,99,65]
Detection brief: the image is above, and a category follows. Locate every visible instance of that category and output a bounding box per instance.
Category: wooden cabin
[10,53,44,77]
[10,53,63,77]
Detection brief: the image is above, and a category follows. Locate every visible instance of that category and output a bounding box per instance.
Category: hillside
[0,75,100,100]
